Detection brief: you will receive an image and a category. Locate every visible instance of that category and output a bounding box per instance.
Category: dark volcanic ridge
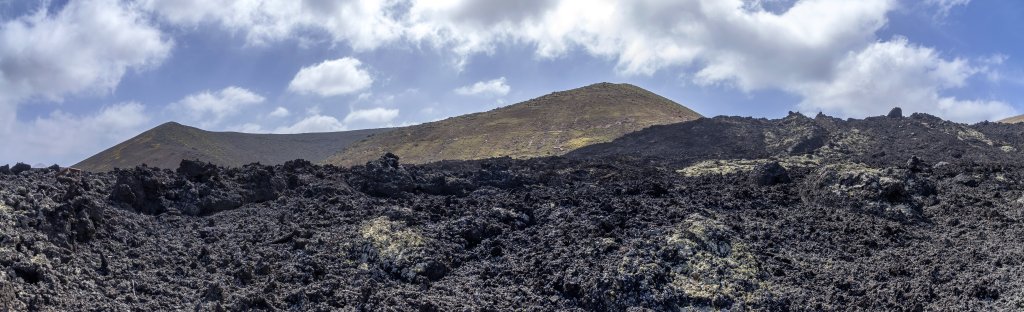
[571,111,1022,168]
[3,111,1024,310]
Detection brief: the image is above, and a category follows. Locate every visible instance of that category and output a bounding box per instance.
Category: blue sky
[1,0,1022,166]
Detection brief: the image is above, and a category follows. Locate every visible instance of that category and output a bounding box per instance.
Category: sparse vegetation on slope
[998,114,1024,124]
[325,82,702,166]
[74,122,388,172]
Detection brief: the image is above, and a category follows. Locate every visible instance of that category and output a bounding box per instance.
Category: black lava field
[4,112,1024,311]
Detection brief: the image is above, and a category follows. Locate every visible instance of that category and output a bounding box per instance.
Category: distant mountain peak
[74,123,388,172]
[153,121,188,128]
[325,83,702,166]
[76,83,702,171]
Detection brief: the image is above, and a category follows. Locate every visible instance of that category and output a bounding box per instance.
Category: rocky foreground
[4,112,1024,310]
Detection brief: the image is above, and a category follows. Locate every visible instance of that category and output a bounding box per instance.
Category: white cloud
[926,0,970,17]
[140,0,404,49]
[343,107,399,124]
[269,106,290,118]
[274,114,347,133]
[0,0,998,168]
[288,57,373,97]
[795,38,1016,122]
[169,86,265,128]
[454,77,510,97]
[0,0,171,165]
[139,0,1010,120]
[3,102,151,165]
[398,0,892,80]
[936,98,1016,122]
[408,0,1004,121]
[0,0,172,102]
[227,123,268,133]
[254,107,397,135]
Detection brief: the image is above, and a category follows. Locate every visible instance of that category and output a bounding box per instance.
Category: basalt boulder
[10,163,30,175]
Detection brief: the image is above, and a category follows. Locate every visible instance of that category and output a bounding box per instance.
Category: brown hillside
[325,82,702,166]
[74,122,388,172]
[998,115,1024,124]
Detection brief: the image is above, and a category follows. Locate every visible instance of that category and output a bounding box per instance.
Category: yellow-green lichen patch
[0,203,14,228]
[30,254,49,266]
[813,128,872,158]
[811,162,885,191]
[762,120,824,154]
[677,155,821,177]
[664,214,762,302]
[361,217,425,260]
[957,129,994,146]
[838,129,870,147]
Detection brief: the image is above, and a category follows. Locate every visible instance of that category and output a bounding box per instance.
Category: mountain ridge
[76,82,703,171]
[998,114,1024,124]
[74,122,388,172]
[324,82,702,166]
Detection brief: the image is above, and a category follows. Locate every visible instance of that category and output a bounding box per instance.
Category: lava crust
[3,113,1024,310]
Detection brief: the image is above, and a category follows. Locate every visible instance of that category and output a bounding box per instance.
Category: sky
[1,0,1023,166]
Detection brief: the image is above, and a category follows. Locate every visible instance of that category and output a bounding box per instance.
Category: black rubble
[3,112,1024,310]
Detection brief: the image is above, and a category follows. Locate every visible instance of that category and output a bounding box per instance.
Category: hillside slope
[324,82,702,166]
[74,122,388,172]
[998,114,1024,124]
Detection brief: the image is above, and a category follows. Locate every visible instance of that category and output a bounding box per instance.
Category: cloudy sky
[1,0,1022,165]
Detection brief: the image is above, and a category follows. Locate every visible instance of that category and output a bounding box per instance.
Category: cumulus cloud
[138,0,1007,122]
[343,107,399,124]
[169,86,266,128]
[795,38,1015,122]
[409,0,1005,121]
[3,102,151,165]
[227,123,269,133]
[0,0,1009,166]
[139,0,404,49]
[0,0,170,165]
[288,57,373,97]
[266,106,398,134]
[0,0,172,102]
[454,77,510,97]
[269,106,290,118]
[274,114,347,133]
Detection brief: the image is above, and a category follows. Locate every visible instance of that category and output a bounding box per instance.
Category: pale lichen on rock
[360,217,425,260]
